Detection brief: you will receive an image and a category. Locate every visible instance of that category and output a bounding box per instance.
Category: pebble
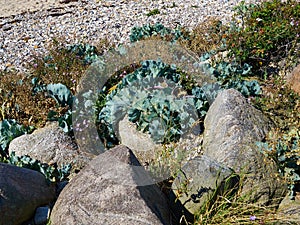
[34,206,51,225]
[0,0,262,72]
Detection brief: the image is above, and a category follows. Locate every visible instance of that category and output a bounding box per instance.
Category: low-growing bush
[0,72,60,127]
[0,40,111,130]
[225,0,300,77]
[146,8,160,17]
[179,18,227,56]
[253,78,300,131]
[254,78,300,199]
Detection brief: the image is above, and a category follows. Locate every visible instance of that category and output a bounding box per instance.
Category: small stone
[59,0,78,4]
[34,206,51,225]
[287,64,300,95]
[2,24,12,31]
[56,181,68,195]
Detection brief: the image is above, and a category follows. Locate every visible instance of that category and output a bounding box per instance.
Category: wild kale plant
[129,23,188,43]
[0,119,34,157]
[0,152,71,183]
[97,60,209,147]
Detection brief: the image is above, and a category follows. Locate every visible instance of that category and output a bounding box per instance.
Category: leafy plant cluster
[96,21,265,148]
[257,128,300,199]
[0,41,105,183]
[225,0,300,76]
[0,152,71,183]
[254,78,300,199]
[0,119,34,157]
[65,43,100,65]
[97,60,209,147]
[129,23,188,43]
[0,119,71,183]
[129,22,262,101]
[201,58,262,98]
[32,81,74,133]
[146,8,160,17]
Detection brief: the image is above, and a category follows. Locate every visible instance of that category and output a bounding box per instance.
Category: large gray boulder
[8,122,94,170]
[50,145,173,225]
[0,163,56,225]
[172,155,239,214]
[202,89,286,204]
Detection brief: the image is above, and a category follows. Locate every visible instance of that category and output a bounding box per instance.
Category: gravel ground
[0,0,262,72]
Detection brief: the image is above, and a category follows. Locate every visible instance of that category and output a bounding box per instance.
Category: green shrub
[225,0,300,77]
[180,18,227,56]
[45,83,73,133]
[253,79,300,131]
[95,50,262,148]
[146,9,160,17]
[30,38,111,93]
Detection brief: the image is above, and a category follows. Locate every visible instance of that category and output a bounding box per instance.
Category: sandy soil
[0,0,78,18]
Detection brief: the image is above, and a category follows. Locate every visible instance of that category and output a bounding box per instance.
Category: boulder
[277,193,300,224]
[117,115,160,165]
[50,145,173,225]
[0,163,56,225]
[172,155,239,214]
[8,122,94,170]
[287,63,300,95]
[202,89,286,205]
